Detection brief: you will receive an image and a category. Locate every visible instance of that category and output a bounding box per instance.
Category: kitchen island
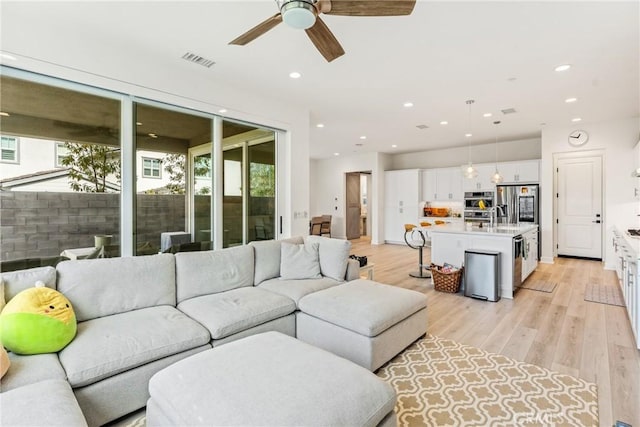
[428,223,538,299]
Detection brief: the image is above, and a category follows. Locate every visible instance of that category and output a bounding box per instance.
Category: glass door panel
[223,147,243,248]
[134,103,211,255]
[248,140,275,242]
[192,150,212,244]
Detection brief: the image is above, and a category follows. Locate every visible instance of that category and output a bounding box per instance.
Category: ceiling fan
[229,0,417,62]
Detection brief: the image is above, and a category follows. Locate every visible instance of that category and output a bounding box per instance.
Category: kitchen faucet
[489,206,505,228]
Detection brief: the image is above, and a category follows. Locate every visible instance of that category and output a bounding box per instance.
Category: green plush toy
[0,281,77,355]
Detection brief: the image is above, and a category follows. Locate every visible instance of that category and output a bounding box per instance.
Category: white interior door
[557,155,603,259]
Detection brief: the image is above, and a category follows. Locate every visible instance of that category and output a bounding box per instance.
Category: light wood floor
[350,237,640,427]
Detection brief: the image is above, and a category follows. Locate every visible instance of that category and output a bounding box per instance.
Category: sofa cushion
[0,352,66,392]
[258,277,341,306]
[1,266,56,302]
[58,305,210,388]
[0,379,88,426]
[175,245,254,303]
[56,254,176,322]
[177,287,296,340]
[250,236,304,285]
[280,242,321,280]
[305,236,351,281]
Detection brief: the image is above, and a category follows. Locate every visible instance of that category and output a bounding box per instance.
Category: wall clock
[568,130,589,146]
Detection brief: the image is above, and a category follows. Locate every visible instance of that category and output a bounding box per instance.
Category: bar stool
[404,224,431,279]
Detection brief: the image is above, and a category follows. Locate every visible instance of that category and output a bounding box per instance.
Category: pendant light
[491,120,504,184]
[463,99,478,179]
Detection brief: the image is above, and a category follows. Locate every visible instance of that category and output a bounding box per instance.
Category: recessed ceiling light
[403,102,414,108]
[360,136,367,140]
[465,133,472,137]
[0,53,17,61]
[316,123,324,128]
[440,121,448,125]
[391,144,397,148]
[555,64,571,72]
[333,152,340,156]
[0,112,10,117]
[571,117,582,122]
[148,133,158,138]
[136,122,142,126]
[218,109,227,113]
[565,97,577,103]
[289,71,301,79]
[483,113,492,118]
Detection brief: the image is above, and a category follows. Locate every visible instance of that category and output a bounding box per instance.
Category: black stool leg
[409,245,431,279]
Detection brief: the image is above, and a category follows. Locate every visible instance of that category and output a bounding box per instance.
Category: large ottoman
[146,331,397,427]
[297,279,428,371]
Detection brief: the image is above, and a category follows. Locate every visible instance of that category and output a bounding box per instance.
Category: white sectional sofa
[0,236,360,426]
[0,235,427,427]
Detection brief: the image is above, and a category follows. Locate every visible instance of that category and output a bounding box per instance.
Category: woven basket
[430,264,463,293]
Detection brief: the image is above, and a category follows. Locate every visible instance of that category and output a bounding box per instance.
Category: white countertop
[427,223,538,237]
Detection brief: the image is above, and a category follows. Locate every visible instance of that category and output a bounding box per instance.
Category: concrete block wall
[1,191,185,262]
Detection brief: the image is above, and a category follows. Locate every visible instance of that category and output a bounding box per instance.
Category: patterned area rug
[584,282,625,307]
[520,278,557,293]
[377,335,598,427]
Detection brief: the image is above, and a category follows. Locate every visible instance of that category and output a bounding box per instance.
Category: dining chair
[310,216,323,235]
[320,215,332,237]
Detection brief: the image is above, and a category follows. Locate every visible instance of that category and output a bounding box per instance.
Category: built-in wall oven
[463,191,495,224]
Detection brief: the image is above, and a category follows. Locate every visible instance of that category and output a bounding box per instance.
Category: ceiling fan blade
[326,0,416,16]
[305,17,345,62]
[229,13,283,46]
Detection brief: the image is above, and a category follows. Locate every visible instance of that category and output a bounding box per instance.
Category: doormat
[520,278,557,293]
[584,282,625,307]
[377,335,598,426]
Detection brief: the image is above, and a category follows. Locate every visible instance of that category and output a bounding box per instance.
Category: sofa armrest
[345,259,360,281]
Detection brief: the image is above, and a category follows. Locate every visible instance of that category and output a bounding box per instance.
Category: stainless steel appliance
[464,249,500,302]
[463,191,495,224]
[496,184,540,257]
[512,235,523,291]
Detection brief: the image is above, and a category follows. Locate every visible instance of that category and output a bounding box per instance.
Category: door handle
[592,220,601,223]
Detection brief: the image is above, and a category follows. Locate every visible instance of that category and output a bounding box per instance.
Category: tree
[61,142,120,192]
[250,162,275,197]
[163,154,186,194]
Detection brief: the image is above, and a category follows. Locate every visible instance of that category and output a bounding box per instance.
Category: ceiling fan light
[281,1,316,30]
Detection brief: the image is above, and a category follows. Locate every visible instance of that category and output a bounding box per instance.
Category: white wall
[391,137,541,170]
[310,152,391,243]
[540,116,640,267]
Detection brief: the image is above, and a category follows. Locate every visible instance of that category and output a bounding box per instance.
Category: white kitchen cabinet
[499,160,540,184]
[384,169,421,244]
[521,227,538,281]
[612,228,640,349]
[421,168,463,201]
[462,164,495,192]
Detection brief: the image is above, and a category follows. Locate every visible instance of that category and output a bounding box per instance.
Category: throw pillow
[0,281,77,355]
[280,242,322,280]
[305,236,352,281]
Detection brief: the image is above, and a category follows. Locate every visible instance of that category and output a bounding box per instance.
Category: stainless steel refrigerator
[496,184,540,258]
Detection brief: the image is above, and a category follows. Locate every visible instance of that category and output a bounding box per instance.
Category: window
[142,157,162,178]
[1,136,18,163]
[55,142,70,167]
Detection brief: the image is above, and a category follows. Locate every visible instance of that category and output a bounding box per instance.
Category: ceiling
[0,1,638,159]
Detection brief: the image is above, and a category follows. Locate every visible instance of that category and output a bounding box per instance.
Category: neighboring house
[0,135,177,193]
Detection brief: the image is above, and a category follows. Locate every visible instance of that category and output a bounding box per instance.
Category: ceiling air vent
[416,124,429,130]
[501,108,517,115]
[181,52,215,68]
